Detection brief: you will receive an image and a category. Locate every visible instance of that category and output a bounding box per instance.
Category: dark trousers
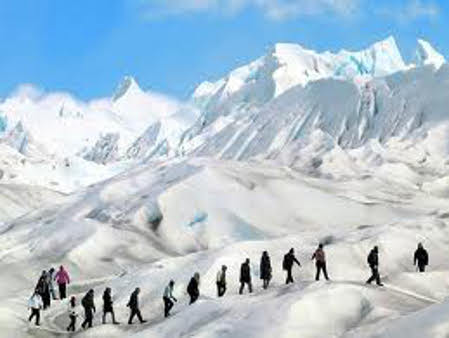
[128,308,143,324]
[189,292,199,305]
[81,308,94,328]
[216,282,226,297]
[315,262,329,281]
[67,314,76,331]
[239,281,252,294]
[102,309,117,324]
[163,297,174,317]
[41,291,51,309]
[59,283,67,300]
[262,278,270,289]
[29,308,40,325]
[418,264,426,272]
[286,268,294,284]
[366,265,382,285]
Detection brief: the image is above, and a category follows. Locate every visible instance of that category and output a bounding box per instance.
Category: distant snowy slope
[0,77,197,162]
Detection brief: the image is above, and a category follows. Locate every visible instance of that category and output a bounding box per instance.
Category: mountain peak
[415,39,445,69]
[113,76,142,102]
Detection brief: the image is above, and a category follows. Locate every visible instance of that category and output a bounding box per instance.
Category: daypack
[282,254,288,270]
[81,295,88,308]
[367,251,375,266]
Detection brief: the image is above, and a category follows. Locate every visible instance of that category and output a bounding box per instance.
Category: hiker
[163,280,177,318]
[127,288,147,324]
[67,296,78,332]
[48,267,57,300]
[187,273,200,305]
[239,258,253,294]
[36,271,51,309]
[216,265,227,297]
[81,289,96,329]
[311,243,329,281]
[28,289,43,326]
[55,265,70,300]
[414,243,429,272]
[102,287,119,324]
[260,251,272,289]
[366,246,383,286]
[283,248,301,284]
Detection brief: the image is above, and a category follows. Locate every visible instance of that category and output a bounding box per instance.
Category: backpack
[81,295,88,308]
[282,254,288,270]
[367,251,375,266]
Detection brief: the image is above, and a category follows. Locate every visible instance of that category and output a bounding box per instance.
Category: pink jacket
[55,268,70,285]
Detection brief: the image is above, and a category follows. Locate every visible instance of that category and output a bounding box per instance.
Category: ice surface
[1,37,449,338]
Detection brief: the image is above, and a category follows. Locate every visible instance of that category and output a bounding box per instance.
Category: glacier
[1,37,449,338]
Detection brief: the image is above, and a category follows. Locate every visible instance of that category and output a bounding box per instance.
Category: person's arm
[294,257,301,266]
[311,251,316,260]
[414,251,417,265]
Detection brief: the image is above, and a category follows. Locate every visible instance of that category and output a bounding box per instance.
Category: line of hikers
[27,243,429,329]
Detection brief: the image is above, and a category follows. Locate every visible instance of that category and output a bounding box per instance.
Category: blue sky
[0,0,447,100]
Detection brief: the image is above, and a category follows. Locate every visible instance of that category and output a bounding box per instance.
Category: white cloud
[140,0,361,20]
[400,0,439,21]
[377,0,440,23]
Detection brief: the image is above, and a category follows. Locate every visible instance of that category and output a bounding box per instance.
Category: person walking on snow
[35,271,51,310]
[239,258,253,294]
[163,280,177,318]
[366,246,383,286]
[283,248,301,284]
[127,288,147,324]
[216,265,227,297]
[260,251,272,289]
[312,243,329,281]
[102,287,119,324]
[414,243,429,272]
[28,290,43,326]
[67,296,78,332]
[48,267,57,300]
[187,273,200,305]
[81,289,96,329]
[55,265,70,300]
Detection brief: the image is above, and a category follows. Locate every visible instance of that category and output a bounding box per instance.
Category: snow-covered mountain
[0,77,197,161]
[1,37,449,338]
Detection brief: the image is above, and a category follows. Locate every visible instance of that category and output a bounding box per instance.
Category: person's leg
[35,309,40,325]
[136,309,144,323]
[248,281,253,293]
[375,268,382,285]
[61,284,67,299]
[128,309,136,324]
[366,266,375,284]
[239,282,244,294]
[315,264,320,281]
[286,269,294,284]
[111,310,118,324]
[102,311,106,324]
[29,309,35,322]
[88,309,93,328]
[323,263,329,280]
[419,264,425,272]
[59,284,63,299]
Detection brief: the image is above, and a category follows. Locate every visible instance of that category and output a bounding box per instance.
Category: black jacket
[187,278,199,296]
[82,293,96,311]
[260,255,272,280]
[103,291,113,312]
[414,248,429,266]
[127,290,139,310]
[283,252,301,270]
[367,250,379,267]
[240,262,251,283]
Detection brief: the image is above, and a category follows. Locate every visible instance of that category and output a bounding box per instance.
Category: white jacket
[68,303,78,317]
[28,294,43,309]
[163,284,174,299]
